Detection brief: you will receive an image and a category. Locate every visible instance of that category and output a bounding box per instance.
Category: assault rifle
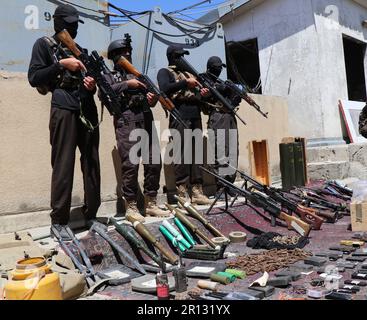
[200,166,312,237]
[224,164,324,230]
[207,72,268,118]
[114,55,188,129]
[176,56,247,126]
[55,29,123,118]
[291,188,349,213]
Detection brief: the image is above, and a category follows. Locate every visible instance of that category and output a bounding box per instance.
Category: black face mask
[208,66,222,78]
[54,18,78,39]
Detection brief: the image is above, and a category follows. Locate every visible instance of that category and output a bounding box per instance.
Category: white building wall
[222,0,367,143]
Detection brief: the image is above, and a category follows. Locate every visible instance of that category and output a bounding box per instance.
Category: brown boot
[177,184,190,203]
[125,199,145,223]
[145,196,171,218]
[191,184,213,205]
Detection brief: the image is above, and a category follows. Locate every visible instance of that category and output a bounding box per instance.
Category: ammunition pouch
[58,70,81,90]
[359,104,367,138]
[168,67,201,103]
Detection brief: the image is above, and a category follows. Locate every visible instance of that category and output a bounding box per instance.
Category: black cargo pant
[169,116,203,187]
[207,111,238,188]
[115,109,161,201]
[49,107,101,225]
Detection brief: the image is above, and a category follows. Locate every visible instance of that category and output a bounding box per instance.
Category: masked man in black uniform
[28,4,100,240]
[102,36,169,223]
[157,45,212,205]
[204,56,241,198]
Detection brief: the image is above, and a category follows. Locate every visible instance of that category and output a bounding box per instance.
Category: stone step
[307,161,350,181]
[348,143,367,165]
[306,145,349,163]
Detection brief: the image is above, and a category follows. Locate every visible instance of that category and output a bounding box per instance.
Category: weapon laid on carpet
[114,54,188,129]
[291,188,349,213]
[161,220,192,250]
[159,225,187,252]
[166,203,218,249]
[131,220,179,265]
[51,225,96,288]
[109,218,161,266]
[182,245,226,261]
[200,167,312,237]
[280,191,340,223]
[55,29,123,118]
[176,55,247,126]
[326,180,353,197]
[174,217,197,246]
[207,72,268,118]
[225,164,324,230]
[90,221,146,274]
[174,195,227,238]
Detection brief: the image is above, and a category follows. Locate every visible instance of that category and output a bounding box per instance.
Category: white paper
[188,266,215,273]
[104,270,129,279]
[142,279,157,287]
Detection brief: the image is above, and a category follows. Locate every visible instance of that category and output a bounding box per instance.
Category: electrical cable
[108,2,217,38]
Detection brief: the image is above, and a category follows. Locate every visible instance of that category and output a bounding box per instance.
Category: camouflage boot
[125,199,145,223]
[191,184,213,205]
[145,196,170,218]
[177,184,190,203]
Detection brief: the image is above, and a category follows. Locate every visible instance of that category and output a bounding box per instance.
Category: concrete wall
[0,72,288,233]
[221,0,367,143]
[0,0,110,72]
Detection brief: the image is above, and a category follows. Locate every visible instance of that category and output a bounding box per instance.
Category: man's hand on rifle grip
[83,76,96,91]
[59,57,86,72]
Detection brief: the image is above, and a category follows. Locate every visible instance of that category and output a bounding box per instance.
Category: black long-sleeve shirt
[157,68,201,120]
[28,37,95,111]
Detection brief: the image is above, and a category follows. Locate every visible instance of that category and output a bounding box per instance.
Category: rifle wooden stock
[174,195,226,238]
[278,211,311,237]
[56,29,82,57]
[116,56,175,113]
[166,203,217,249]
[132,221,178,265]
[294,205,324,230]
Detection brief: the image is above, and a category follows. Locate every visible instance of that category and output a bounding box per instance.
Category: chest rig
[40,36,82,94]
[168,66,201,103]
[114,70,149,112]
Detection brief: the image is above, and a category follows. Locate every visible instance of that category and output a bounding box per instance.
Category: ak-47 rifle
[175,55,248,126]
[291,188,349,213]
[207,72,268,118]
[327,180,353,197]
[114,54,188,129]
[225,164,324,230]
[200,166,312,237]
[55,29,123,118]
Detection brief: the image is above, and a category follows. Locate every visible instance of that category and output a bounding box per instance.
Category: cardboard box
[351,201,367,232]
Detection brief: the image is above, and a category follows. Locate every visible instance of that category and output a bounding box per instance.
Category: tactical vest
[37,36,82,95]
[167,66,201,103]
[112,70,149,112]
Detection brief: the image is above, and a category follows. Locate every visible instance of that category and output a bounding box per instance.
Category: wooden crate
[249,140,271,186]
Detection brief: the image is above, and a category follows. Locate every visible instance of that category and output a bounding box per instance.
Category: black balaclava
[54,18,79,39]
[166,44,189,70]
[207,56,226,77]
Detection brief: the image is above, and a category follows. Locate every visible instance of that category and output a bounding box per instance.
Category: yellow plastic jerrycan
[4,257,63,300]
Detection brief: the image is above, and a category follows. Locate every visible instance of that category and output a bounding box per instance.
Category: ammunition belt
[226,249,312,276]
